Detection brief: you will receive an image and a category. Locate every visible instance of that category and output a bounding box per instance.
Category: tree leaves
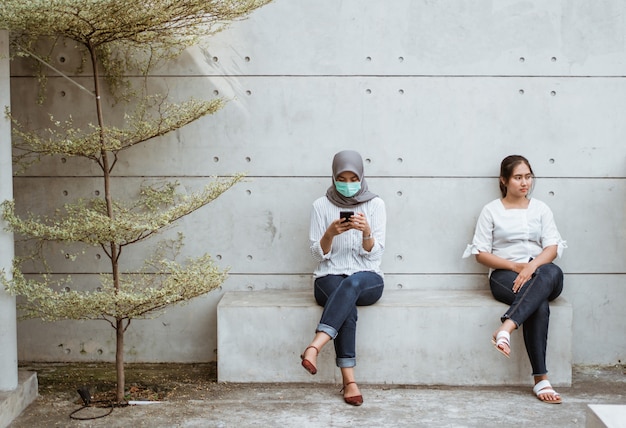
[2,175,244,246]
[3,253,228,322]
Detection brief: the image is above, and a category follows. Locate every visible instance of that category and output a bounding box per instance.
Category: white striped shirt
[309,196,386,278]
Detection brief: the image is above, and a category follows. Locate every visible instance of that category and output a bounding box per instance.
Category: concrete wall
[8,1,626,366]
[0,30,18,391]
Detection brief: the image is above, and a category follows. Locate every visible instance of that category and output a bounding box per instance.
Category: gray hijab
[325,150,378,208]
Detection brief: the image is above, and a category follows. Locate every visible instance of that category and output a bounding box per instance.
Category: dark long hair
[499,155,534,198]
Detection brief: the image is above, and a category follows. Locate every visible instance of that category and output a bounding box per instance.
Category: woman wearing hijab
[300,150,386,406]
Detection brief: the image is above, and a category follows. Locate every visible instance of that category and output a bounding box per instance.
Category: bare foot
[533,379,562,404]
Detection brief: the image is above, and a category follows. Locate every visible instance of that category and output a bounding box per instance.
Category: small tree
[0,0,270,402]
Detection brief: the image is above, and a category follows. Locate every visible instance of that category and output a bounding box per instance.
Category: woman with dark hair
[300,150,386,406]
[463,155,567,404]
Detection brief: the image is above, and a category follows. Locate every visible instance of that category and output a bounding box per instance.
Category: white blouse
[310,196,386,278]
[463,198,566,263]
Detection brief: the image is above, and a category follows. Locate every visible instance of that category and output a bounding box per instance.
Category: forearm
[528,245,557,270]
[320,232,333,255]
[362,233,374,252]
[355,215,373,252]
[476,246,558,273]
[475,252,517,271]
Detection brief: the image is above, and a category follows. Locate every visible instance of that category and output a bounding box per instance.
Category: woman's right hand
[511,262,536,292]
[511,262,528,274]
[476,253,533,293]
[320,218,353,255]
[327,218,353,237]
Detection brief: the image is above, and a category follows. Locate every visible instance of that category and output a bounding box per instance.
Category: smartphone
[339,211,354,222]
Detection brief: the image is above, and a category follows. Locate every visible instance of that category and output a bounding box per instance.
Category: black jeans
[489,263,563,376]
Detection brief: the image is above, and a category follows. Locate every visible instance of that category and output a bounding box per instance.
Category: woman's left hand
[349,212,371,236]
[512,264,537,292]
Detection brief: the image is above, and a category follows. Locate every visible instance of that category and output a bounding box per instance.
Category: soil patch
[19,362,217,405]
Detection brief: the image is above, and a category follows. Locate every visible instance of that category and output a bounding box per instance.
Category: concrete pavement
[8,365,626,427]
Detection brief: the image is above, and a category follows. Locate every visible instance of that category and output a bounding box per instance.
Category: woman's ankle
[494,319,516,338]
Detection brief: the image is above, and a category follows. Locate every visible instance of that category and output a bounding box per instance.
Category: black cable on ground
[68,386,127,421]
[69,402,115,420]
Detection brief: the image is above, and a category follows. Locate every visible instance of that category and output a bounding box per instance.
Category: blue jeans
[489,263,563,376]
[314,272,384,368]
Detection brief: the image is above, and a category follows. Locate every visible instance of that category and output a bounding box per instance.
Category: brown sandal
[300,345,319,375]
[340,381,363,406]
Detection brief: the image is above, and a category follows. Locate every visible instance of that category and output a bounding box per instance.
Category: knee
[340,277,362,292]
[545,263,563,278]
[538,264,563,285]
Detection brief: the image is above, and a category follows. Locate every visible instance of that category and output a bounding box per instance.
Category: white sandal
[533,379,562,404]
[491,331,511,358]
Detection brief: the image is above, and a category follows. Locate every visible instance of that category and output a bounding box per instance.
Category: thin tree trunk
[116,318,125,402]
[88,41,125,403]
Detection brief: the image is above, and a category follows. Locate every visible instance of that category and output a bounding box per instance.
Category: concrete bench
[586,405,626,428]
[217,289,572,386]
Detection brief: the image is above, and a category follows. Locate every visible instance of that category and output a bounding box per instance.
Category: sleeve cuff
[462,244,478,258]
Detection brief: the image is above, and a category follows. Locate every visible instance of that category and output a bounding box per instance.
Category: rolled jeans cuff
[316,323,337,340]
[337,357,356,368]
[501,314,520,328]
